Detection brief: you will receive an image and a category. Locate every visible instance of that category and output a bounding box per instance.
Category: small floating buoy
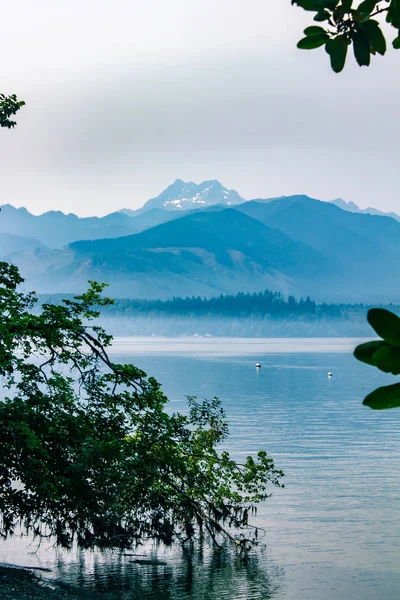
[256,363,261,368]
[328,372,333,377]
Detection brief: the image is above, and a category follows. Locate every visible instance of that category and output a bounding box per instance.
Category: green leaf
[353,0,378,23]
[372,346,400,375]
[387,0,400,29]
[361,19,386,55]
[354,340,388,366]
[353,11,371,23]
[367,308,400,346]
[304,25,328,35]
[298,35,328,49]
[363,383,400,410]
[314,9,331,20]
[325,35,348,72]
[322,0,339,9]
[342,0,353,11]
[353,29,371,65]
[393,34,400,49]
[292,0,338,10]
[356,0,378,15]
[292,0,321,10]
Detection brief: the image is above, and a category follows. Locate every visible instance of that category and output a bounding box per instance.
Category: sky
[1,0,399,217]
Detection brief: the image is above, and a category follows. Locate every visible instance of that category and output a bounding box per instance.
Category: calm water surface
[1,337,400,600]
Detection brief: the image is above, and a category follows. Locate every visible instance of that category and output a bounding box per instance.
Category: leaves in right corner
[354,309,400,409]
[325,35,348,72]
[363,383,400,410]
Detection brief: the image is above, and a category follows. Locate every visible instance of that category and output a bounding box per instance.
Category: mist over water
[101,315,375,338]
[2,338,400,599]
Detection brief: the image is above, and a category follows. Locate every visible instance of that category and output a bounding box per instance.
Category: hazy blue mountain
[235,195,400,302]
[72,208,327,275]
[7,193,400,303]
[12,209,331,299]
[0,204,179,248]
[118,208,138,217]
[329,197,400,222]
[0,180,244,247]
[329,198,361,212]
[136,179,246,213]
[237,195,400,254]
[0,232,46,259]
[116,207,183,229]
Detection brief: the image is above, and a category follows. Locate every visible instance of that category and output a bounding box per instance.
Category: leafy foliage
[0,94,25,129]
[293,0,398,72]
[354,308,400,409]
[0,262,284,550]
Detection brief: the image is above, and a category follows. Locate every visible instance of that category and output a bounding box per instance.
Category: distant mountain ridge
[0,203,180,248]
[8,194,400,304]
[329,198,400,222]
[0,180,245,249]
[2,182,397,250]
[2,183,399,304]
[13,207,330,301]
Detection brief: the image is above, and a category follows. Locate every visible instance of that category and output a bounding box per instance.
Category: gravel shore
[0,566,91,600]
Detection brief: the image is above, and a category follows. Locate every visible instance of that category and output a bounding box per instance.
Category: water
[1,337,400,599]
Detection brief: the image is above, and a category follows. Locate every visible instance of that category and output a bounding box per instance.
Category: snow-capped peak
[141,180,246,212]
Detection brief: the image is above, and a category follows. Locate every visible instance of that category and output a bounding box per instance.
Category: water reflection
[2,339,400,598]
[51,544,283,599]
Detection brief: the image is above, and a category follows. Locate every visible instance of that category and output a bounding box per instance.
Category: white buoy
[256,363,261,368]
[328,372,333,377]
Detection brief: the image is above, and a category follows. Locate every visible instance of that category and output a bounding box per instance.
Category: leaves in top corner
[361,19,386,55]
[325,35,348,72]
[341,0,353,11]
[298,26,329,49]
[353,28,371,65]
[354,0,379,22]
[393,30,400,48]
[292,0,339,10]
[387,0,400,30]
[314,9,331,20]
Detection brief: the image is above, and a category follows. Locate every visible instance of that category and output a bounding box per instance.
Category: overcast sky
[1,0,399,216]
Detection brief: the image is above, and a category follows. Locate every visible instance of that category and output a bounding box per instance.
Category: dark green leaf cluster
[0,262,283,551]
[293,0,399,72]
[354,308,400,409]
[0,94,25,129]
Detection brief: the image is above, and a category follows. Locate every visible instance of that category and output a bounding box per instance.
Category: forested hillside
[40,288,400,338]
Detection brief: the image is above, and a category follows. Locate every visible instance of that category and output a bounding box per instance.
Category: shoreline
[106,335,369,356]
[0,566,93,600]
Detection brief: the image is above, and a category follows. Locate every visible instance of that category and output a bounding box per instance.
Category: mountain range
[0,181,242,249]
[329,198,400,222]
[0,204,181,249]
[1,181,399,303]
